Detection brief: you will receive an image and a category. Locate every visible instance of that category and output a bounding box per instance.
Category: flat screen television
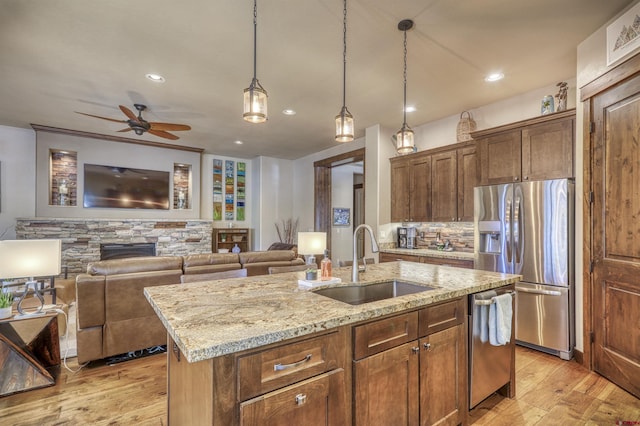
[83,164,170,209]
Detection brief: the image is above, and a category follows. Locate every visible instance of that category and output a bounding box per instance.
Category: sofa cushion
[87,255,183,275]
[182,253,242,275]
[238,250,298,264]
[180,269,247,283]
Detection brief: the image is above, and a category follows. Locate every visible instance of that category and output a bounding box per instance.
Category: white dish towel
[489,293,513,346]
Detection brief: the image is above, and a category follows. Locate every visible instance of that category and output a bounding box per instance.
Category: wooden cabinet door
[390,159,411,222]
[457,145,478,221]
[521,118,574,181]
[240,369,347,426]
[591,73,640,398]
[478,130,521,185]
[419,324,467,426]
[409,154,432,222]
[354,342,419,426]
[431,151,457,222]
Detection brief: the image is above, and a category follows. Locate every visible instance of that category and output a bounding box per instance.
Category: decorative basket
[232,235,244,242]
[456,111,477,143]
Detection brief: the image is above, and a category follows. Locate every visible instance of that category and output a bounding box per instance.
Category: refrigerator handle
[505,198,512,264]
[514,196,521,264]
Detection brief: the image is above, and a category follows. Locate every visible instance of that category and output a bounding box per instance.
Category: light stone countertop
[144,261,519,363]
[380,248,475,261]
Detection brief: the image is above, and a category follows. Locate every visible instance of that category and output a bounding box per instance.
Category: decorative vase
[232,244,241,254]
[0,306,12,320]
[541,95,554,115]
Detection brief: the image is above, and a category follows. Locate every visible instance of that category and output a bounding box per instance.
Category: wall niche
[173,163,191,210]
[49,150,77,207]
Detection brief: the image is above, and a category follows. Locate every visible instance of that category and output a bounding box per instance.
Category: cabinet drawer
[418,298,465,337]
[238,329,344,401]
[379,252,420,263]
[420,256,474,269]
[354,312,418,360]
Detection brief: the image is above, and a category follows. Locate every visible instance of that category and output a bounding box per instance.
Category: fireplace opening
[100,243,156,261]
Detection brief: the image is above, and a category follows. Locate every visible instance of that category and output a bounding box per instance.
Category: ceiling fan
[76,104,191,140]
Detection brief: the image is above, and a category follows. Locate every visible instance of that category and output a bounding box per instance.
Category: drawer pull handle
[423,343,432,351]
[412,346,420,354]
[295,393,307,406]
[274,354,312,371]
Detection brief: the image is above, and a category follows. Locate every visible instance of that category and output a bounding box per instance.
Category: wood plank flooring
[0,346,637,425]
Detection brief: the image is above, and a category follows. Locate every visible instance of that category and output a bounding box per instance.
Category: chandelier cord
[253,0,258,82]
[402,27,408,127]
[342,0,347,109]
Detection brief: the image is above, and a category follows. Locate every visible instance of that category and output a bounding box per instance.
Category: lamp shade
[0,239,61,279]
[297,232,326,255]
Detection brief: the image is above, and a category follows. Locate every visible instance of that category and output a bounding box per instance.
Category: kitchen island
[145,261,520,425]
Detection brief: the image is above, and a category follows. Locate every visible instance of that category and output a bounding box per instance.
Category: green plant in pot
[0,292,14,319]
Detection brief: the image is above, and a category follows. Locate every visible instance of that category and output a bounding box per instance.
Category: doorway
[313,148,365,258]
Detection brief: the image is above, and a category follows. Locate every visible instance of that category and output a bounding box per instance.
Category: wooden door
[410,154,432,222]
[419,324,467,426]
[457,145,478,221]
[478,130,521,185]
[591,72,640,398]
[390,159,411,222]
[354,341,419,426]
[431,151,457,222]
[521,118,574,181]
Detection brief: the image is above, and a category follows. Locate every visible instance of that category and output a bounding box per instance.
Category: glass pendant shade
[396,125,415,155]
[335,107,354,142]
[243,79,268,123]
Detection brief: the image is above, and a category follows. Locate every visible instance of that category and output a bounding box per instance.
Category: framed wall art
[607,2,640,66]
[332,207,350,226]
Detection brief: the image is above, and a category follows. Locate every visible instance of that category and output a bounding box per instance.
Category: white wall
[0,125,36,239]
[252,156,294,251]
[35,130,202,219]
[331,165,356,264]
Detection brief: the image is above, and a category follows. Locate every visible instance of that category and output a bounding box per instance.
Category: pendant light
[335,0,354,142]
[243,0,268,123]
[396,19,414,155]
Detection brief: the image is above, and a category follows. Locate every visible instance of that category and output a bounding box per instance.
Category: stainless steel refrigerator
[474,179,574,360]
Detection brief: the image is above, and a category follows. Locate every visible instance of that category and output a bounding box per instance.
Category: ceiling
[0,0,632,159]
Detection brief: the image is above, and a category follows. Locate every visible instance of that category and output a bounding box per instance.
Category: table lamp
[297,232,326,266]
[0,239,62,316]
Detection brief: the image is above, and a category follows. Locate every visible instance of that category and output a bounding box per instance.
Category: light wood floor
[0,346,638,425]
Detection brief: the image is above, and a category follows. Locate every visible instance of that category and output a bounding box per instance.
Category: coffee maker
[406,227,417,249]
[397,227,408,248]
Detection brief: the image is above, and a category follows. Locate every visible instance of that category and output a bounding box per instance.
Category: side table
[0,313,60,397]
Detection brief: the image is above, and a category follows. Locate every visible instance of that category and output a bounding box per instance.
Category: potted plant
[0,292,14,319]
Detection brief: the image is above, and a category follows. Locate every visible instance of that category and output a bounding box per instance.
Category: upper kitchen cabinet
[474,109,575,185]
[390,153,432,222]
[390,141,477,223]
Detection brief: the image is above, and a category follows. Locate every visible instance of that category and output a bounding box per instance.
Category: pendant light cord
[253,0,258,81]
[402,27,408,127]
[342,0,347,108]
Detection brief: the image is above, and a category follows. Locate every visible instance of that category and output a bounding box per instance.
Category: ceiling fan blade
[148,129,179,140]
[149,122,191,131]
[75,111,127,124]
[117,128,133,133]
[119,105,138,121]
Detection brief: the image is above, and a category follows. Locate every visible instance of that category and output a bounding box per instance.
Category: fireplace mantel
[16,218,213,277]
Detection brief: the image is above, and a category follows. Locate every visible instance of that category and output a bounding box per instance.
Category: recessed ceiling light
[145,73,166,83]
[484,72,504,82]
[282,109,296,115]
[404,106,416,113]
[234,140,244,145]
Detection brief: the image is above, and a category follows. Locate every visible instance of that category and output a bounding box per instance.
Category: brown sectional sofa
[75,250,304,363]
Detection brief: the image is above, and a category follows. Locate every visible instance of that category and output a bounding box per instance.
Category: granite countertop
[380,248,475,261]
[144,261,519,363]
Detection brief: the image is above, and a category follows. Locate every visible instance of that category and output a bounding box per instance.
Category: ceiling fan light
[243,79,268,123]
[396,125,414,155]
[335,107,354,143]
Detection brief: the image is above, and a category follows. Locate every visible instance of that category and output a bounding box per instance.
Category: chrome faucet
[352,224,379,282]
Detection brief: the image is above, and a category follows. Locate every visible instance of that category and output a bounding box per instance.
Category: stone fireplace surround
[16,218,213,278]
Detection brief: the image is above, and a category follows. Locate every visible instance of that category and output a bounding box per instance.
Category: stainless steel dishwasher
[468,285,515,409]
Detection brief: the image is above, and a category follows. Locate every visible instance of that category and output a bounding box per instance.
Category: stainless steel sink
[313,279,436,305]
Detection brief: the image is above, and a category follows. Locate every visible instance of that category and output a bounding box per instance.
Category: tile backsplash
[379,222,474,252]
